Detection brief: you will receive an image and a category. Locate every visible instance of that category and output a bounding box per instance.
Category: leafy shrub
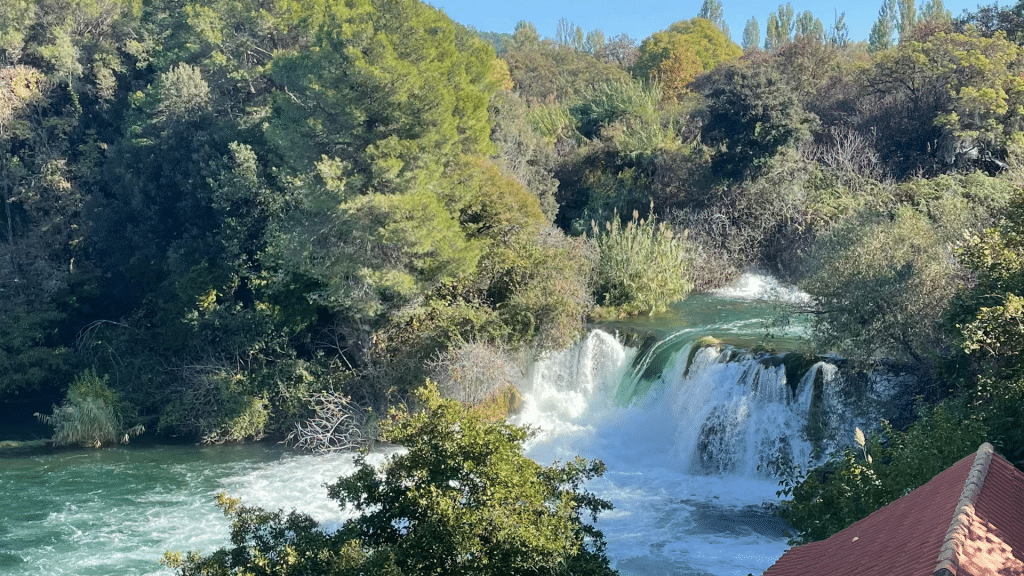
[674,150,814,271]
[35,369,143,448]
[801,207,958,366]
[696,62,817,179]
[591,209,695,316]
[493,226,595,350]
[489,91,560,219]
[948,191,1024,378]
[158,364,270,444]
[968,376,1024,467]
[571,78,661,140]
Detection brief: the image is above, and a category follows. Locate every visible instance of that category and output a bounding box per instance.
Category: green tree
[697,63,817,179]
[164,383,618,576]
[489,90,560,219]
[765,4,795,49]
[268,0,497,193]
[509,20,541,50]
[0,64,81,400]
[869,0,897,51]
[503,42,632,102]
[277,161,486,321]
[585,29,607,56]
[742,17,761,50]
[794,11,824,42]
[801,207,959,365]
[863,29,1024,176]
[633,18,742,94]
[898,0,918,39]
[957,1,1018,40]
[949,191,1024,379]
[921,0,951,23]
[698,0,730,38]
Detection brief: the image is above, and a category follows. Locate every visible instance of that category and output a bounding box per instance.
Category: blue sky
[427,0,984,47]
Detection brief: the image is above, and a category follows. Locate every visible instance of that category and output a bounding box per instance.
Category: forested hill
[3,0,1024,502]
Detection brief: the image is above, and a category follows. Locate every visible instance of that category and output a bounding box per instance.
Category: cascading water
[511,331,801,575]
[509,275,908,575]
[0,274,912,576]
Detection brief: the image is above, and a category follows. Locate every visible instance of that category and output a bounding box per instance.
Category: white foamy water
[0,445,407,576]
[712,273,812,306]
[511,330,801,576]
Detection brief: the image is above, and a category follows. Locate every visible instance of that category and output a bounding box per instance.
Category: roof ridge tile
[933,442,995,576]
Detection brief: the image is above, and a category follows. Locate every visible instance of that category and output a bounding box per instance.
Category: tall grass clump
[591,209,695,317]
[35,369,143,448]
[571,78,661,139]
[526,102,578,144]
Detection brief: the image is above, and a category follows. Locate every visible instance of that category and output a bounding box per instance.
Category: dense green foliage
[802,208,958,366]
[697,62,816,179]
[163,383,618,576]
[0,0,601,440]
[632,19,741,98]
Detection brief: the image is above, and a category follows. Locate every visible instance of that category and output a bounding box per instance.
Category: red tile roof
[763,444,1024,576]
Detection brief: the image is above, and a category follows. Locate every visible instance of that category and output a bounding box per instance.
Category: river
[1,274,896,576]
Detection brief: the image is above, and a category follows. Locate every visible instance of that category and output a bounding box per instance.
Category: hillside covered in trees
[4,0,1024,552]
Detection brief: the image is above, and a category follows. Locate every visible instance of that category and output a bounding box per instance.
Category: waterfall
[667,346,812,477]
[510,325,910,574]
[514,329,899,479]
